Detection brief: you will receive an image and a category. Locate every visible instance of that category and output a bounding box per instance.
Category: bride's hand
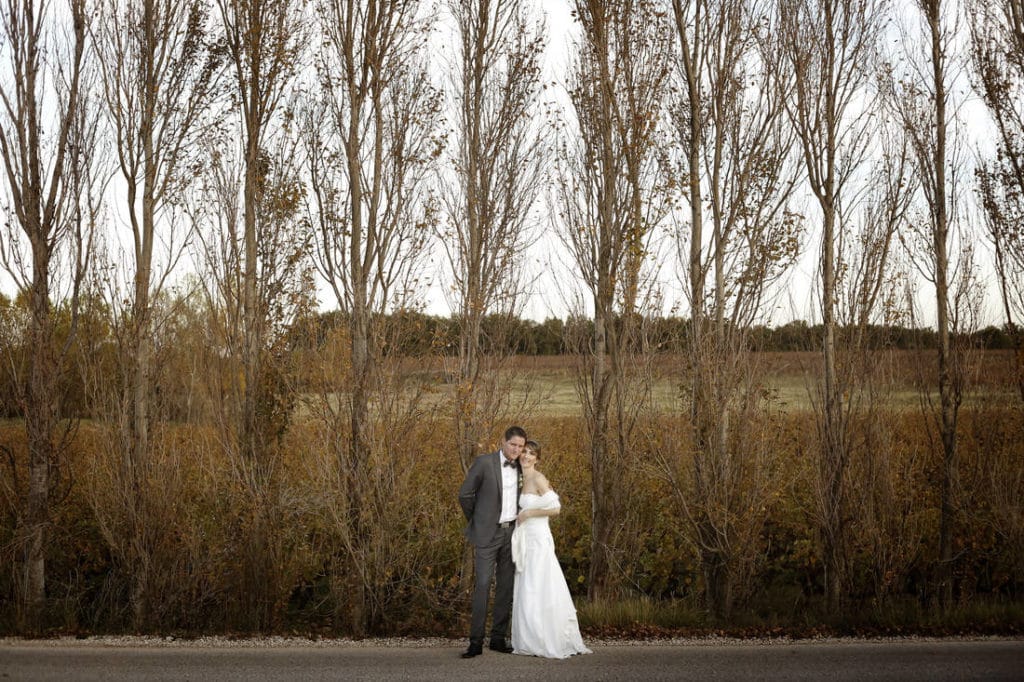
[516,509,530,523]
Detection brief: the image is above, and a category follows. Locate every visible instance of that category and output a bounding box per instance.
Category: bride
[510,440,592,658]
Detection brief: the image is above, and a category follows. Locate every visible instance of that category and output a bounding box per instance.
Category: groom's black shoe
[461,641,483,658]
[489,639,514,654]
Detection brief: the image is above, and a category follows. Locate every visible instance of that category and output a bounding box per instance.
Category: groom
[458,425,526,658]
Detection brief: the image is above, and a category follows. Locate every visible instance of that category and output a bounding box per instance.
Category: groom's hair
[504,425,527,442]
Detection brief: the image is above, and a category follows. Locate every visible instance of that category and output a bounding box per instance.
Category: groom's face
[503,436,526,461]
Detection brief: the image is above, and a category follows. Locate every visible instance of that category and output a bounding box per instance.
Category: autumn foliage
[0,350,1021,635]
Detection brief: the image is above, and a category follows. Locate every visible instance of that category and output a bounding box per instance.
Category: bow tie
[503,460,516,468]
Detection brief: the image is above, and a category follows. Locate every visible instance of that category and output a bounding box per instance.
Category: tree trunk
[588,299,613,600]
[928,0,956,608]
[456,320,481,471]
[821,198,847,611]
[22,241,55,626]
[243,126,261,468]
[127,89,157,625]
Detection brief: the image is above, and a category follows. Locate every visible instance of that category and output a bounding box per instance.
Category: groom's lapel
[492,451,502,499]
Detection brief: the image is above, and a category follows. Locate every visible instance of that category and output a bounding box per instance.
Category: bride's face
[520,449,538,469]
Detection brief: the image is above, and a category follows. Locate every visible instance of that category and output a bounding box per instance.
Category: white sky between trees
[420,0,1002,329]
[0,0,1005,330]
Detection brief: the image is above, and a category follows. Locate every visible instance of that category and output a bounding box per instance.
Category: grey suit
[459,450,520,645]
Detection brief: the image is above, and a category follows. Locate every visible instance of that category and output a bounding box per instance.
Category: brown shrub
[0,400,1021,633]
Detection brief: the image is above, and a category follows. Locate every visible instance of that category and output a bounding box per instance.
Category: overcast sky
[418,0,1002,328]
[0,0,1005,330]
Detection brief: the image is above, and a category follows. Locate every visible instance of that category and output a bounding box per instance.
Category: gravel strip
[1,634,1018,648]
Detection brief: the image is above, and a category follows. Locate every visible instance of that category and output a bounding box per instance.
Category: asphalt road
[1,638,1022,681]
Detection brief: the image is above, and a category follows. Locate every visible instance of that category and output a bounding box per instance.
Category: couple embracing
[458,425,592,659]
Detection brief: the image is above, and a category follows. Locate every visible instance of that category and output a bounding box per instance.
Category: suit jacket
[459,450,520,547]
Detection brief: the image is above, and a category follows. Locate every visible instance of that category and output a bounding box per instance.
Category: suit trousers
[470,524,515,643]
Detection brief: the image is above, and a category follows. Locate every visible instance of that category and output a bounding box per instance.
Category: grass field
[397,350,1021,416]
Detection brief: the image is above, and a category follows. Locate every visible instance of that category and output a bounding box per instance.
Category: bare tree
[766,0,890,610]
[662,0,802,619]
[834,123,919,608]
[91,0,221,627]
[439,0,546,471]
[554,0,673,599]
[214,0,305,468]
[303,0,441,633]
[186,0,308,629]
[0,0,96,627]
[970,0,1024,401]
[888,0,977,607]
[191,123,313,630]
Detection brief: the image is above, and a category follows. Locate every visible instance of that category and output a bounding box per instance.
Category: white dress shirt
[499,452,518,523]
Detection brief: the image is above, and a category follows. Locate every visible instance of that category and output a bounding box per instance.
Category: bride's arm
[517,505,560,522]
[517,475,560,522]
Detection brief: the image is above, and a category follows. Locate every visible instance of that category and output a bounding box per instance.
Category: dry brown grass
[0,350,1020,635]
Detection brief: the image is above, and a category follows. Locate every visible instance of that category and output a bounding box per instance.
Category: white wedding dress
[510,490,592,658]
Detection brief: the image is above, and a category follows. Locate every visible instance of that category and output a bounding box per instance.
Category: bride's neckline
[522,490,554,496]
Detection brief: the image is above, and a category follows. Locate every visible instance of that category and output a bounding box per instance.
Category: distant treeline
[299,310,1019,355]
[1,299,1017,421]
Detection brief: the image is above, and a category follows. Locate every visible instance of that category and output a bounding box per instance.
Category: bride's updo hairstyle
[525,440,542,460]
